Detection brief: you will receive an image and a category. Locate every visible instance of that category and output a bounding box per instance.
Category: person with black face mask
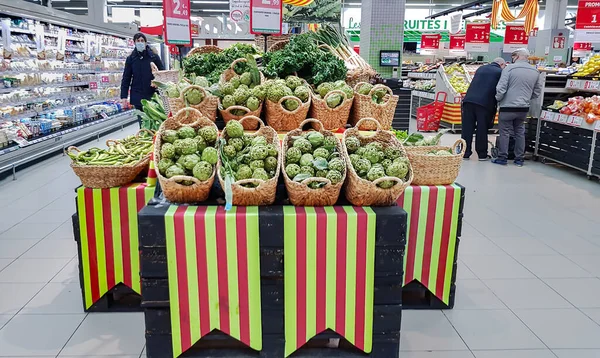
[120,33,165,123]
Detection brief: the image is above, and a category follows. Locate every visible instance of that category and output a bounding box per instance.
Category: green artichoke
[252,136,268,146]
[386,162,409,179]
[165,165,186,178]
[185,88,204,105]
[300,165,315,176]
[157,158,174,175]
[328,158,345,173]
[162,130,178,144]
[223,145,237,159]
[306,132,324,148]
[250,160,264,170]
[286,147,302,164]
[284,99,299,111]
[326,169,343,184]
[294,85,310,103]
[199,126,218,144]
[313,147,330,160]
[299,153,314,167]
[326,93,342,109]
[201,147,218,165]
[175,138,197,155]
[251,85,267,101]
[222,95,235,109]
[180,153,201,171]
[266,144,278,157]
[367,167,386,182]
[246,96,260,111]
[252,168,269,181]
[192,161,213,181]
[293,138,313,153]
[236,165,253,180]
[355,158,372,175]
[160,143,176,159]
[264,156,278,172]
[177,126,196,139]
[345,136,361,153]
[286,163,301,178]
[285,75,303,90]
[240,72,252,86]
[229,137,245,152]
[225,120,244,138]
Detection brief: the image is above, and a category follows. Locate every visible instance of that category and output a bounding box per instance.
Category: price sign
[573,42,593,56]
[571,116,584,126]
[503,24,528,53]
[89,82,98,89]
[230,0,250,22]
[101,75,109,83]
[191,23,199,36]
[163,0,192,46]
[421,34,441,49]
[558,113,569,123]
[449,34,466,53]
[465,22,490,52]
[567,79,582,89]
[250,0,282,35]
[583,80,600,90]
[540,110,548,119]
[575,0,600,41]
[547,112,557,122]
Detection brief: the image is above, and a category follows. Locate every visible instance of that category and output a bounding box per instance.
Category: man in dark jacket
[461,58,506,160]
[120,33,164,112]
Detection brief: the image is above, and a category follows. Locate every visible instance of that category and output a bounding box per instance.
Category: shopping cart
[416,92,447,132]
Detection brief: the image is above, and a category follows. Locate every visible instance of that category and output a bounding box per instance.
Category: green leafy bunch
[183,43,258,85]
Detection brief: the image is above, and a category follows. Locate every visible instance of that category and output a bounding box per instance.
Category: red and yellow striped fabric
[77,183,155,309]
[491,0,538,33]
[284,206,376,357]
[399,185,461,305]
[165,206,262,358]
[283,0,314,6]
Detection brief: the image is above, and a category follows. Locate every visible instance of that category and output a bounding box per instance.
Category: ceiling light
[201,9,228,12]
[193,1,229,3]
[141,0,163,2]
[51,0,71,2]
[63,7,87,10]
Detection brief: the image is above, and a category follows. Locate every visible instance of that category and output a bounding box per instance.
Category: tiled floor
[0,124,599,358]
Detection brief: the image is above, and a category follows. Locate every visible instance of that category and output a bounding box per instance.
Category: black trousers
[135,104,143,128]
[461,102,495,158]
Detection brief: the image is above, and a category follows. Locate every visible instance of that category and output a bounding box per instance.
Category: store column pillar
[359,0,406,77]
[534,0,569,64]
[87,0,108,24]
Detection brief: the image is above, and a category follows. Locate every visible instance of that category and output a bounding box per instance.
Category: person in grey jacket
[492,48,542,167]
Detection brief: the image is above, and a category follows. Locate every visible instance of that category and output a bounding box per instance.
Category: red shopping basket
[416,92,447,132]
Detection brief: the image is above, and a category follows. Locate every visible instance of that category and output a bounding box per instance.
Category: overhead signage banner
[420,33,441,55]
[465,22,490,52]
[230,0,250,22]
[163,0,192,46]
[575,0,600,41]
[449,34,466,54]
[250,0,282,35]
[503,24,528,52]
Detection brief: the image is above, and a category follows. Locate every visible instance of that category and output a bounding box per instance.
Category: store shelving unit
[0,0,159,176]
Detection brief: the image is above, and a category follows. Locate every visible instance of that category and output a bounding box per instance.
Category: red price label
[101,75,109,83]
[505,25,528,44]
[466,23,490,43]
[191,23,199,36]
[421,34,441,50]
[449,35,465,50]
[584,81,600,90]
[574,42,593,51]
[89,82,98,89]
[163,0,191,46]
[576,0,600,30]
[165,0,190,18]
[558,114,568,123]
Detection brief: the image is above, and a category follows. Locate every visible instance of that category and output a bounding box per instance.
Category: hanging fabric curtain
[490,0,538,33]
[282,0,315,5]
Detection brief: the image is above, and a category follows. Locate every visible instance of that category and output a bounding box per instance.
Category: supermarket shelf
[0,97,120,122]
[66,36,85,42]
[0,81,89,94]
[539,110,597,132]
[66,47,85,53]
[0,69,122,76]
[101,58,127,61]
[565,79,600,92]
[0,110,138,175]
[408,72,436,80]
[411,90,436,100]
[1,91,118,107]
[8,27,35,34]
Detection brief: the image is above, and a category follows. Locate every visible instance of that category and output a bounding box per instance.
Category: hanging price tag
[163,0,192,46]
[571,116,584,126]
[89,82,98,89]
[567,79,582,89]
[558,114,569,123]
[583,80,600,90]
[503,24,528,53]
[465,22,491,52]
[101,75,110,83]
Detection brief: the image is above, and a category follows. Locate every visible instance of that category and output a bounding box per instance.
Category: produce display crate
[525,117,538,154]
[535,119,594,173]
[392,88,411,131]
[592,135,600,178]
[139,192,406,358]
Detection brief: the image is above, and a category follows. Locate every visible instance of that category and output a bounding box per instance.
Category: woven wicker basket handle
[239,115,265,129]
[369,84,394,104]
[230,58,247,71]
[278,96,303,113]
[354,117,382,131]
[452,139,467,155]
[372,176,403,188]
[225,105,251,115]
[324,89,348,103]
[172,107,204,127]
[298,118,325,131]
[300,177,332,187]
[150,62,159,74]
[235,178,266,187]
[65,146,81,156]
[136,129,155,139]
[353,81,371,91]
[169,175,203,185]
[105,139,119,147]
[180,85,208,104]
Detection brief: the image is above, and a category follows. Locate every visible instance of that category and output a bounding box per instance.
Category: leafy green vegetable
[183,44,259,85]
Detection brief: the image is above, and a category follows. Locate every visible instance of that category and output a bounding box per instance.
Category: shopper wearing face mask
[120,33,164,116]
[493,48,542,167]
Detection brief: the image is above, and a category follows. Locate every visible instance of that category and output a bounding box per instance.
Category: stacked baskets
[404,139,466,185]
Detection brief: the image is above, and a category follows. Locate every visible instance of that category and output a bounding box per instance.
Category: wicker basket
[180,85,218,122]
[217,116,280,206]
[154,108,218,203]
[255,34,291,51]
[282,119,346,206]
[404,139,466,185]
[220,58,265,84]
[265,95,311,131]
[68,147,151,189]
[342,118,413,206]
[219,103,263,130]
[151,62,179,84]
[268,40,289,52]
[187,45,222,57]
[308,90,352,130]
[346,67,376,88]
[350,83,399,130]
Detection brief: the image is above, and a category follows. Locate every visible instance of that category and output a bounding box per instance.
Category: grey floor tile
[553,349,600,357]
[457,260,478,280]
[0,314,11,329]
[399,352,475,358]
[540,237,600,255]
[0,259,13,271]
[445,309,545,350]
[458,237,506,256]
[60,312,145,356]
[21,239,77,259]
[27,209,74,224]
[452,280,507,310]
[0,258,70,283]
[566,255,600,277]
[400,310,468,351]
[459,222,485,238]
[515,309,600,349]
[0,314,85,356]
[0,222,61,240]
[545,278,600,308]
[473,350,557,358]
[44,220,76,240]
[51,259,79,284]
[483,278,573,309]
[0,283,45,314]
[461,254,535,279]
[0,239,41,259]
[514,255,594,279]
[490,237,558,256]
[21,283,84,315]
[582,309,600,326]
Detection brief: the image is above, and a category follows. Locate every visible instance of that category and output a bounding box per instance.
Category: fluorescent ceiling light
[193,1,229,3]
[201,9,228,12]
[64,7,87,10]
[141,0,163,2]
[51,0,71,2]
